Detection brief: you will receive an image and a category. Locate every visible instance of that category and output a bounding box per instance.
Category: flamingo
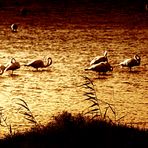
[4,58,20,74]
[11,24,18,32]
[119,55,141,71]
[90,50,108,65]
[85,61,113,74]
[24,57,52,71]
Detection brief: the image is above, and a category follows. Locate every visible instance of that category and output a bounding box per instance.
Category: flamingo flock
[0,57,52,75]
[85,50,141,74]
[8,23,141,75]
[0,50,141,76]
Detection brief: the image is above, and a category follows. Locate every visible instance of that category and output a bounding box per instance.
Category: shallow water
[0,8,148,137]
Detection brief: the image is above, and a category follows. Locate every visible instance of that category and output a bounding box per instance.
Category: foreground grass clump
[0,111,147,148]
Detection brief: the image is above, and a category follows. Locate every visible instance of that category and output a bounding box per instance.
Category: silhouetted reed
[82,76,118,122]
[14,98,38,126]
[0,107,12,136]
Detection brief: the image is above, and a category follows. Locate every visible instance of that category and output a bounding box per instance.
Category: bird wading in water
[24,57,52,71]
[11,24,18,32]
[4,58,20,75]
[120,55,141,71]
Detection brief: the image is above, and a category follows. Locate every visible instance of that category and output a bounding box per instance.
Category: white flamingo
[119,55,141,71]
[11,24,18,32]
[85,61,113,74]
[4,58,20,74]
[24,57,52,71]
[90,50,108,65]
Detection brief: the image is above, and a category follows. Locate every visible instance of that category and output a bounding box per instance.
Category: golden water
[0,21,147,137]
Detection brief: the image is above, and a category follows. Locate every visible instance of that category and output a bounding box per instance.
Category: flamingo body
[90,51,108,65]
[85,61,113,74]
[25,57,52,70]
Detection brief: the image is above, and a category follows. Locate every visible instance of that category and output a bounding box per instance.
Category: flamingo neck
[11,58,16,63]
[45,58,52,67]
[104,51,107,57]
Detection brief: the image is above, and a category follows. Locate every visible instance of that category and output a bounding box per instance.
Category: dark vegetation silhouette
[0,111,147,148]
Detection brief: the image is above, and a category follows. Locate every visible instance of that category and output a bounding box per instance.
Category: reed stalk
[14,98,38,126]
[0,107,12,136]
[82,76,117,122]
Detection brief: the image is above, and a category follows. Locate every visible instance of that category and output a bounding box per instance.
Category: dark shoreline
[0,112,147,148]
